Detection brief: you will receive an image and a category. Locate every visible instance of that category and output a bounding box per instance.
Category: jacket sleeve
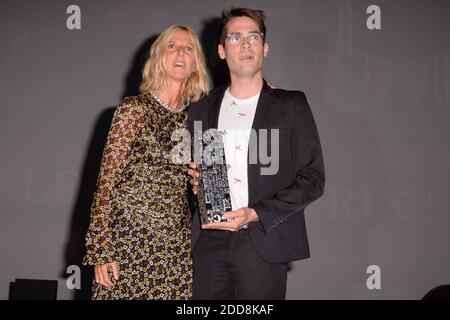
[250,92,325,234]
[82,97,144,266]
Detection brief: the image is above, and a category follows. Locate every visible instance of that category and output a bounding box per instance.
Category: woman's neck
[156,80,185,108]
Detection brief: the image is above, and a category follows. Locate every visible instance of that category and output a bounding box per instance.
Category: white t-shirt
[218,88,260,211]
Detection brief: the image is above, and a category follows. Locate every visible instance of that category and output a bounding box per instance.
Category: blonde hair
[140,25,210,104]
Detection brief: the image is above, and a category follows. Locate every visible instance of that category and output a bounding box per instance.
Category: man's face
[218,16,269,79]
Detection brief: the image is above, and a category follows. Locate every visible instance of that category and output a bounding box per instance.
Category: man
[187,7,325,299]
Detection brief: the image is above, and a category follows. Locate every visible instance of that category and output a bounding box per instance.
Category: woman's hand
[95,261,119,288]
[188,163,200,195]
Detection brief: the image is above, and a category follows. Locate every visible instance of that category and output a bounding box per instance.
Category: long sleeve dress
[82,91,192,300]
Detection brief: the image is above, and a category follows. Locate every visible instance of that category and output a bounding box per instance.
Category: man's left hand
[201,207,259,232]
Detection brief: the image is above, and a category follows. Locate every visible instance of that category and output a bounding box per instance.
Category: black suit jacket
[187,80,325,263]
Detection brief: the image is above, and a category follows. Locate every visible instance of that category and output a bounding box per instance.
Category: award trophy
[196,129,232,224]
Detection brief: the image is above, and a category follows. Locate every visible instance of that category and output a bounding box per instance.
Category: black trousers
[192,229,288,300]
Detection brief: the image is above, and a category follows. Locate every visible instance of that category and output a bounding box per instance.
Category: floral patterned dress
[83,91,192,300]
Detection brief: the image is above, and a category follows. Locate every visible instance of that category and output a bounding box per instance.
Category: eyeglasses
[224,32,264,45]
[166,42,194,54]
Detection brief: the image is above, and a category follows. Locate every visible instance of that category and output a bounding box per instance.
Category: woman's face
[163,30,196,83]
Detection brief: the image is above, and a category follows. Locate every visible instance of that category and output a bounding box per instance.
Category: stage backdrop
[1,0,449,299]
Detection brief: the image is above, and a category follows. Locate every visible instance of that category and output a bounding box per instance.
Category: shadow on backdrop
[62,34,159,300]
[199,17,230,89]
[121,34,159,99]
[62,106,115,300]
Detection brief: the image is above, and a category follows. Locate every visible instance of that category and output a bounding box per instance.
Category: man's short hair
[220,7,267,45]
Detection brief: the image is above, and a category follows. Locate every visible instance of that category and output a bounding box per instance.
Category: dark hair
[220,7,267,45]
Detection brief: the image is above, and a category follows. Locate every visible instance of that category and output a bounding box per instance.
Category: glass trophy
[196,129,232,224]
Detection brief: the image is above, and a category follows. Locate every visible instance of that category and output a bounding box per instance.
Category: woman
[82,25,209,300]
